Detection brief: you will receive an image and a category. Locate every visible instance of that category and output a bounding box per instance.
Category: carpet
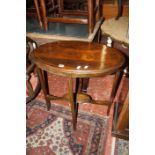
[26,100,108,155]
[114,138,129,155]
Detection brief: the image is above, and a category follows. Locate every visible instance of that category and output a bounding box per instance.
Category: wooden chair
[99,0,129,57]
[27,0,59,28]
[26,0,43,28]
[99,0,129,91]
[63,0,85,10]
[26,37,41,104]
[39,0,102,35]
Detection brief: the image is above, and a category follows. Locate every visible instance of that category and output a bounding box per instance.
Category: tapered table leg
[37,67,51,110]
[107,71,122,115]
[81,78,89,93]
[68,78,77,130]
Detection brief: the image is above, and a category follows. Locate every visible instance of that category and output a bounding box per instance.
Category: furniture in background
[102,0,129,19]
[100,16,129,56]
[38,0,102,35]
[26,0,43,28]
[26,37,41,104]
[112,91,129,140]
[26,0,60,28]
[30,41,125,130]
[99,0,129,57]
[76,0,129,92]
[99,0,129,106]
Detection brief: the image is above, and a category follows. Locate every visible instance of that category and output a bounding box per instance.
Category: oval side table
[30,41,125,130]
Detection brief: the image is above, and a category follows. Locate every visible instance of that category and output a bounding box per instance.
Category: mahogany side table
[30,41,125,130]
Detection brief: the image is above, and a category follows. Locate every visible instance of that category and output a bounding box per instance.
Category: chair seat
[101,16,129,44]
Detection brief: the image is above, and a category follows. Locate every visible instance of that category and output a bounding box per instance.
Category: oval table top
[30,41,125,78]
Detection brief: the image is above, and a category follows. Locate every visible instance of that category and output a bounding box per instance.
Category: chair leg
[34,0,43,28]
[88,0,94,34]
[116,0,123,20]
[39,0,48,31]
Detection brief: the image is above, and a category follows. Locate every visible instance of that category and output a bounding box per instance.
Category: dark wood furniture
[112,92,129,140]
[102,0,129,19]
[99,0,129,57]
[39,0,102,34]
[26,0,59,28]
[30,41,125,130]
[26,0,43,28]
[26,37,41,104]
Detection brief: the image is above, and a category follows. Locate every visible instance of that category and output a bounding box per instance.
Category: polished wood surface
[31,41,125,130]
[31,41,125,78]
[26,37,41,104]
[112,92,129,140]
[116,92,129,131]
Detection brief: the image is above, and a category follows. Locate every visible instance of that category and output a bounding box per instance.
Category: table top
[31,41,125,78]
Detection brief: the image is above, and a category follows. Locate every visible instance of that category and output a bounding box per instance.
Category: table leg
[37,67,51,110]
[68,78,77,130]
[107,71,122,115]
[81,78,89,93]
[76,78,89,93]
[39,0,48,31]
[42,70,49,94]
[34,0,43,28]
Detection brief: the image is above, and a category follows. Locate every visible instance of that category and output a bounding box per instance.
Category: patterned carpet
[26,99,109,155]
[113,138,129,155]
[27,72,128,155]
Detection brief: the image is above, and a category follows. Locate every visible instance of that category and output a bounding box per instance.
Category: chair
[26,37,41,104]
[100,16,129,55]
[99,0,129,90]
[39,0,102,35]
[99,0,129,56]
[26,0,59,28]
[26,0,43,28]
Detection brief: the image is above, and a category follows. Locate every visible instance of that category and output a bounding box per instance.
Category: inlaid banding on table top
[31,41,125,77]
[31,41,126,130]
[33,42,123,61]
